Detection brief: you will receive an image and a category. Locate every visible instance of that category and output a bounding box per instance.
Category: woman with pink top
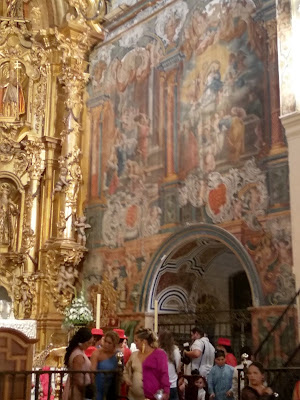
[124,327,170,400]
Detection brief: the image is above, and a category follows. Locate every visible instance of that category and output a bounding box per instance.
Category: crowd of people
[62,325,279,400]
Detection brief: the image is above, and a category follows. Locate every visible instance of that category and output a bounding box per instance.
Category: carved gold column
[265,19,287,155]
[40,19,103,318]
[22,139,45,273]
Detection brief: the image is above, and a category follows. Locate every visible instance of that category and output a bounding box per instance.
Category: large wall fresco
[85,0,294,315]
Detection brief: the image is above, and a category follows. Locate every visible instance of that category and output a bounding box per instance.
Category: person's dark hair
[135,327,158,348]
[194,375,208,388]
[105,330,120,346]
[191,326,204,336]
[248,361,264,375]
[159,330,175,362]
[215,349,225,359]
[64,327,92,366]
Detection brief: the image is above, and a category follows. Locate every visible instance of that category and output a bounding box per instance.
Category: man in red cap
[113,328,131,364]
[113,328,131,398]
[85,328,104,358]
[216,337,237,367]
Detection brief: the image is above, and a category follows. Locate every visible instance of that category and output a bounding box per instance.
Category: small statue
[57,265,78,294]
[0,182,20,250]
[52,167,70,199]
[74,216,91,246]
[57,211,66,237]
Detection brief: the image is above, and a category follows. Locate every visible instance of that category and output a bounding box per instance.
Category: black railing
[2,366,299,400]
[0,369,128,400]
[237,367,300,400]
[159,308,252,356]
[254,288,300,367]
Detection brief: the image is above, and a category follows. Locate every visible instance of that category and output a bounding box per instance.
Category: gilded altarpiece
[0,2,105,350]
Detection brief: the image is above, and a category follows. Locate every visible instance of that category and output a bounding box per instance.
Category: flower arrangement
[63,290,93,327]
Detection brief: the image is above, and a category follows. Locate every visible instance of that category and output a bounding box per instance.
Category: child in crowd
[208,350,234,400]
[216,338,237,367]
[195,375,209,400]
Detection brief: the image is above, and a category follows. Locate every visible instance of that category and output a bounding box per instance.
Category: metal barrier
[237,367,300,400]
[0,369,128,400]
[1,366,299,400]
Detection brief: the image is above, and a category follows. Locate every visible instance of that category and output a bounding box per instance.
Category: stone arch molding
[140,223,265,314]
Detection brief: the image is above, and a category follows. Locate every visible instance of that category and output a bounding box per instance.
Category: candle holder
[242,353,249,386]
[116,351,124,369]
[154,389,164,400]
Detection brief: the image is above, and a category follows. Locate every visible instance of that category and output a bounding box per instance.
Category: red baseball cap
[85,346,97,358]
[92,328,104,336]
[113,329,127,339]
[217,337,231,346]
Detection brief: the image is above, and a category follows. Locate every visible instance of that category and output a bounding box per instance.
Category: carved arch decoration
[140,223,265,314]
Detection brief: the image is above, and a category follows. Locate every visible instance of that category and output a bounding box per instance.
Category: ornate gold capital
[24,138,46,179]
[66,0,106,33]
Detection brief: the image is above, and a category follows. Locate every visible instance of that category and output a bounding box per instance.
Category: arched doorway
[139,224,264,352]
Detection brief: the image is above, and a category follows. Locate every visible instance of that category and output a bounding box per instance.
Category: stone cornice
[280,111,300,141]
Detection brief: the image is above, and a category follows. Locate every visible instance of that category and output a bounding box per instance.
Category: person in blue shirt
[208,350,234,400]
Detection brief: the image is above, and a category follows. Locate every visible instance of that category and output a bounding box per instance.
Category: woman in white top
[159,330,181,400]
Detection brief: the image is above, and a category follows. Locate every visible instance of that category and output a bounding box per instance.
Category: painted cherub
[74,216,91,246]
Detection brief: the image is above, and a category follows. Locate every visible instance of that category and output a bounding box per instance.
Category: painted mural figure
[105,150,119,195]
[201,62,223,107]
[134,113,150,164]
[226,108,245,162]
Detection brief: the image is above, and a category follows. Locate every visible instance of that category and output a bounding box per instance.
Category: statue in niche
[5,0,25,18]
[74,216,91,247]
[0,60,26,122]
[13,278,33,319]
[0,182,20,251]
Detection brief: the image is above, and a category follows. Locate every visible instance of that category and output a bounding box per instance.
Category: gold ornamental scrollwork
[24,138,46,180]
[66,0,106,32]
[89,274,119,327]
[45,246,86,312]
[52,147,82,207]
[13,274,37,319]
